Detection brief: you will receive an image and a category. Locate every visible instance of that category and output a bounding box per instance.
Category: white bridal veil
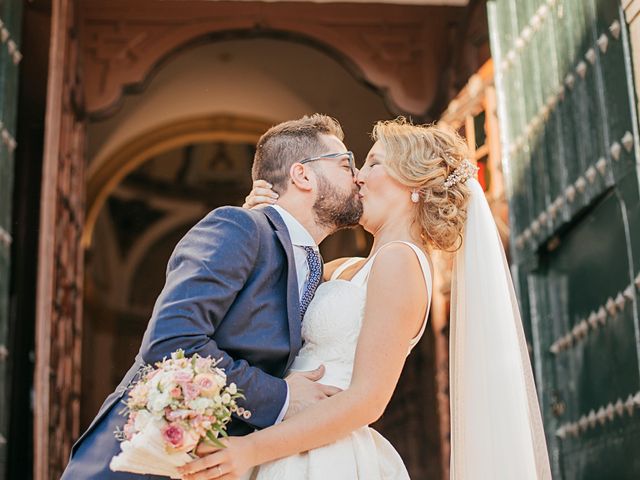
[449,178,552,479]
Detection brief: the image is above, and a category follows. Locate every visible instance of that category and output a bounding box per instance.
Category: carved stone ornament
[79,1,460,117]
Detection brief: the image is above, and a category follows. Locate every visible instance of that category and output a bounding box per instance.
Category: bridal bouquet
[109,349,249,478]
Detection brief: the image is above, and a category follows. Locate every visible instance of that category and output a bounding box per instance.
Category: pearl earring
[411,190,420,203]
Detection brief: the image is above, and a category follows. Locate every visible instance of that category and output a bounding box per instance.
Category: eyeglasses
[299,151,356,176]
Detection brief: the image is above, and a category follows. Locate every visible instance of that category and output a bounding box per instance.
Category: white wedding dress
[252,241,432,480]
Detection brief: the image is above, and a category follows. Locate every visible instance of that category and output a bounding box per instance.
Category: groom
[61,114,363,478]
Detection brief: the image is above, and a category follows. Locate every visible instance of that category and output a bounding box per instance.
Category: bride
[180,118,552,480]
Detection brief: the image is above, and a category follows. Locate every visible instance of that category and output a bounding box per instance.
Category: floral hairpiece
[444,159,479,189]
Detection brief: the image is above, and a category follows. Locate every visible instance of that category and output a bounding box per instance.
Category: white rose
[214,370,227,388]
[188,397,213,413]
[148,391,172,412]
[228,383,237,395]
[221,393,231,404]
[152,371,172,391]
[148,373,161,391]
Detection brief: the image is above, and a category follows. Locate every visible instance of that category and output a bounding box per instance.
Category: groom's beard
[312,174,363,231]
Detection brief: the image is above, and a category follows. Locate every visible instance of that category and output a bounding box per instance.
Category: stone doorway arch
[83,114,272,247]
[34,2,473,476]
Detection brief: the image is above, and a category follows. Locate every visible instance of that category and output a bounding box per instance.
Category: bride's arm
[181,242,428,479]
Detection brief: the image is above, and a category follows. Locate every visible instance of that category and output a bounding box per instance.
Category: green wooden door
[488,0,640,478]
[0,0,21,476]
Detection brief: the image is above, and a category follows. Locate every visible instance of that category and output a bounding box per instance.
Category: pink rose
[193,374,219,397]
[182,383,201,401]
[162,422,199,452]
[169,386,182,398]
[173,370,193,383]
[161,423,185,448]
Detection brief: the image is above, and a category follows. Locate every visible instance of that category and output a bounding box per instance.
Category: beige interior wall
[87,37,393,176]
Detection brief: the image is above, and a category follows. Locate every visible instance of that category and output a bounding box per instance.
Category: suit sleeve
[139,206,287,429]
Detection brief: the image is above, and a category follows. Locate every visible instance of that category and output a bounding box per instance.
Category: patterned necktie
[300,246,322,319]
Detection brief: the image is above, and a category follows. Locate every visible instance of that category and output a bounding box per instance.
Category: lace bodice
[289,241,432,389]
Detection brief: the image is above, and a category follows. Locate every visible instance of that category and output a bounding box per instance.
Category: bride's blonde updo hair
[372,117,473,252]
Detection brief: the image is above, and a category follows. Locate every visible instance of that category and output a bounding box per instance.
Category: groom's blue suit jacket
[61,206,302,479]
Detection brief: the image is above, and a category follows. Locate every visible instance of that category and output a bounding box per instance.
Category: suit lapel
[263,207,302,370]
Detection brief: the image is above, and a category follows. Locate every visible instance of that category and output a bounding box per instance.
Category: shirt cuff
[274,382,290,424]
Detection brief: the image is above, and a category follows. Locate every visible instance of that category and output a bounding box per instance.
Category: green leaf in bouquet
[205,430,227,449]
[212,424,229,437]
[172,349,185,360]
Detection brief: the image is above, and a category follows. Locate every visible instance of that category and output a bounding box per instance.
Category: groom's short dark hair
[252,114,344,193]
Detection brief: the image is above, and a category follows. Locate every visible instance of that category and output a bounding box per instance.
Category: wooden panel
[532,181,640,479]
[0,1,22,478]
[489,0,640,477]
[35,0,85,479]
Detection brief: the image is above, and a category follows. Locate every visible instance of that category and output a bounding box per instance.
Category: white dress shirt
[270,205,320,423]
[271,205,320,297]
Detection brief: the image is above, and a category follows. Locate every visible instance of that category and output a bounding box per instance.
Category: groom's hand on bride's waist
[283,365,342,420]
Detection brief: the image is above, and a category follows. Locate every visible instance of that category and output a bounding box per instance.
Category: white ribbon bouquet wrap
[109,349,249,479]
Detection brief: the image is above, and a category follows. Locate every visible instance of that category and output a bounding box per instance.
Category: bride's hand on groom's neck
[243,179,279,209]
[284,365,342,420]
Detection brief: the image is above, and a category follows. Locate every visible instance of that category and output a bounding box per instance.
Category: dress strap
[397,243,432,350]
[352,241,432,350]
[330,257,365,281]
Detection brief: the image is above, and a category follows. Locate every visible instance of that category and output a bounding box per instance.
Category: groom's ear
[289,163,314,192]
